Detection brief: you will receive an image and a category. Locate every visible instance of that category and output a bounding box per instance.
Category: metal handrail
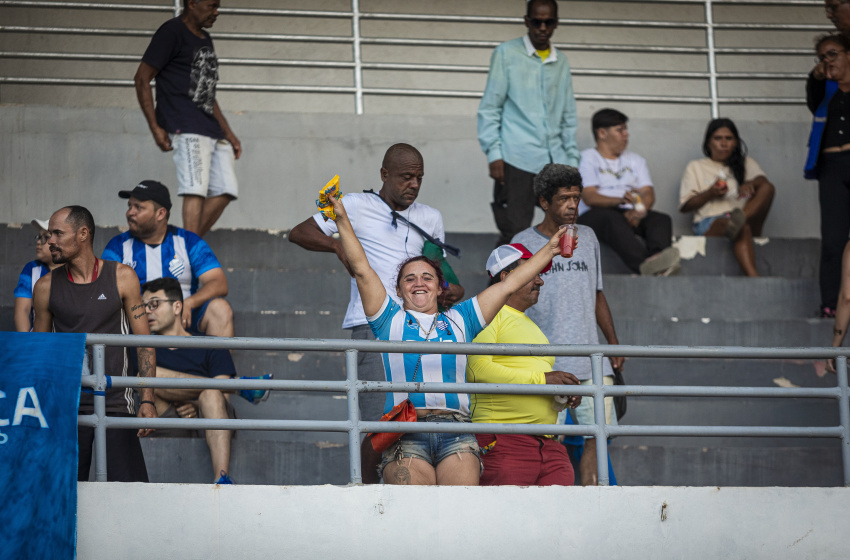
[0,1,826,118]
[84,333,850,487]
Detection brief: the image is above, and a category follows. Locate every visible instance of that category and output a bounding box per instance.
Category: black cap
[119,180,172,210]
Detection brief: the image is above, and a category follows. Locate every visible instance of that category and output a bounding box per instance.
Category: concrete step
[613,317,832,347]
[608,443,843,487]
[223,311,833,348]
[599,237,819,278]
[135,433,843,487]
[138,437,351,486]
[0,224,820,279]
[0,263,822,322]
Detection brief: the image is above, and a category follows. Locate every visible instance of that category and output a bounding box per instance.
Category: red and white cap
[486,243,552,278]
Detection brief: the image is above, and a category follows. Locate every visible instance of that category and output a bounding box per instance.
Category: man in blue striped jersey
[102,180,234,337]
[13,218,61,331]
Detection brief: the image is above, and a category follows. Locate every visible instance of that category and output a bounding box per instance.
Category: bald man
[289,143,464,482]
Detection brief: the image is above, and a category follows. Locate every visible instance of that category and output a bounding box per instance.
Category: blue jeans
[379,413,480,476]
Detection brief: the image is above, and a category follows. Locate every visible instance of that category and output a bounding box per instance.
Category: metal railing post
[346,348,363,484]
[173,0,180,17]
[351,0,364,115]
[92,344,108,482]
[704,0,720,118]
[591,353,609,486]
[837,356,850,487]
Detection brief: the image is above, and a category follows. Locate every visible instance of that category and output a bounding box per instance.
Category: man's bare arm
[134,61,172,152]
[595,290,624,371]
[289,217,353,275]
[13,298,33,332]
[213,100,241,159]
[118,263,157,436]
[31,275,54,333]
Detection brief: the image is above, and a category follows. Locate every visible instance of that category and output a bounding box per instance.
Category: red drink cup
[560,225,577,258]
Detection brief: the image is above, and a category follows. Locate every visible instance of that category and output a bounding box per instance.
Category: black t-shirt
[823,89,850,149]
[130,343,236,379]
[142,17,225,138]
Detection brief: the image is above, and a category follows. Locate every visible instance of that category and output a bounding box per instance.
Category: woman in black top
[808,34,850,318]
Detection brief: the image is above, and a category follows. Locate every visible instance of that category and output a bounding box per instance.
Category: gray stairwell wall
[0,0,830,236]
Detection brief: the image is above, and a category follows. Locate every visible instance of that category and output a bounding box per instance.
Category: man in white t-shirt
[289,143,465,481]
[577,108,679,276]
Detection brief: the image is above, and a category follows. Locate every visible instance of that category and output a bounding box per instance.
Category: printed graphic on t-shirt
[190,47,217,115]
[547,259,590,274]
[168,255,185,277]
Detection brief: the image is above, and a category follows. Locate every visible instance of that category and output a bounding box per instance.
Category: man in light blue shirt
[477,0,580,247]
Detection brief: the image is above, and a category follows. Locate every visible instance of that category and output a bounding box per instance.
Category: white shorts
[171,133,239,199]
[572,376,618,439]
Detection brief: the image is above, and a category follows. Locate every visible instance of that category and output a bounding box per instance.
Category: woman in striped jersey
[329,193,565,486]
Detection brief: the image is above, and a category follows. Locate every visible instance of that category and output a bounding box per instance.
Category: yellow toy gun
[316,175,343,221]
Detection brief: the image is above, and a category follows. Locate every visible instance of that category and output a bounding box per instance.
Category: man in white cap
[466,243,581,486]
[13,218,61,331]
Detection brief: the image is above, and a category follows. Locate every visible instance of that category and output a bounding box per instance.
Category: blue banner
[0,332,84,560]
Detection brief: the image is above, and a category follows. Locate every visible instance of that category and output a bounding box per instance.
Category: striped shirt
[101,225,220,298]
[368,295,486,415]
[14,260,51,329]
[14,260,50,299]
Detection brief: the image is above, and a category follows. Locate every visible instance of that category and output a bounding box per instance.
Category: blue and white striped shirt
[368,295,486,415]
[14,260,50,299]
[101,226,220,298]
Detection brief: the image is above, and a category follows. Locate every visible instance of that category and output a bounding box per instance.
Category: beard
[51,250,70,264]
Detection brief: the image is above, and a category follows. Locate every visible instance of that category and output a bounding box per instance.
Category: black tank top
[49,259,135,414]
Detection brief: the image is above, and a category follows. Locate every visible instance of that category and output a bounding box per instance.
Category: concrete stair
[0,223,839,486]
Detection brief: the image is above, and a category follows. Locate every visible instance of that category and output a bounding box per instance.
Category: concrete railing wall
[77,483,850,559]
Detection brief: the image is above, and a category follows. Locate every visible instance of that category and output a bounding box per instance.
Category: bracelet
[139,400,156,407]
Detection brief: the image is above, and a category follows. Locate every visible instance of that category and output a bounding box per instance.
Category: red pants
[476,433,574,486]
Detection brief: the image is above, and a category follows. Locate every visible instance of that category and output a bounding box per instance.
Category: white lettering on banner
[12,387,49,428]
[0,387,49,430]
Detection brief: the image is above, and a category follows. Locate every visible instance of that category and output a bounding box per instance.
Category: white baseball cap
[486,243,552,278]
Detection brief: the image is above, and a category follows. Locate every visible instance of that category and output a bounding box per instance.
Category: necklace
[67,258,99,284]
[407,311,439,340]
[405,311,440,384]
[601,156,631,180]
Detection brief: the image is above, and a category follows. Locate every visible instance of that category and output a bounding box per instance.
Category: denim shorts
[693,213,729,236]
[379,412,480,475]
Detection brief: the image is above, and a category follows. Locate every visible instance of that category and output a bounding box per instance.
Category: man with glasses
[478,0,579,247]
[139,277,239,484]
[13,218,61,331]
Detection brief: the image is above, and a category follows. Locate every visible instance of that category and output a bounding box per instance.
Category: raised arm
[329,194,387,316]
[475,228,564,324]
